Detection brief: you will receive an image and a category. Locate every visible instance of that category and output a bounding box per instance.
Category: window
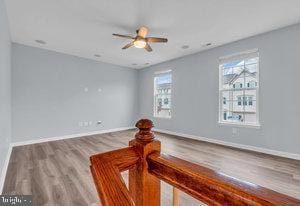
[238,96,254,106]
[238,96,242,106]
[223,112,227,120]
[243,96,247,106]
[164,98,169,104]
[154,71,172,118]
[248,81,256,88]
[158,98,162,104]
[248,96,253,106]
[219,49,259,126]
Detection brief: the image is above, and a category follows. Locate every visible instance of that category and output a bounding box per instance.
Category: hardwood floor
[2,129,300,205]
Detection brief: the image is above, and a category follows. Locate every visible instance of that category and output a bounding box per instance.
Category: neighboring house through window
[219,49,259,126]
[154,71,172,118]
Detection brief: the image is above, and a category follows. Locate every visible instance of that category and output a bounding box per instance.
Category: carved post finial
[135,119,155,142]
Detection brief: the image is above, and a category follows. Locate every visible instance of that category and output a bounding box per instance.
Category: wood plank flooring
[2,130,300,205]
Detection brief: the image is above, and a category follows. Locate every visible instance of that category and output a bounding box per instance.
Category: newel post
[129,119,161,206]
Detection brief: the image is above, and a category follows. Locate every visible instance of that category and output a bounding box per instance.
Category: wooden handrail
[90,119,300,206]
[148,152,300,206]
[90,147,139,205]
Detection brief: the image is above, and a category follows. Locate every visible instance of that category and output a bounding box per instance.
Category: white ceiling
[4,0,300,69]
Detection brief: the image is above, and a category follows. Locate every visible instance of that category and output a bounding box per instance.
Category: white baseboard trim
[0,126,135,193]
[11,127,135,147]
[153,128,300,160]
[0,144,13,194]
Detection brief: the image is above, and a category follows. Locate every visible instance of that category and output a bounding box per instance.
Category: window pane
[221,90,244,123]
[245,63,258,73]
[245,57,258,67]
[221,61,244,90]
[221,92,230,112]
[222,67,233,89]
[232,90,243,111]
[154,73,172,118]
[244,116,257,124]
[244,90,257,114]
[244,88,257,124]
[223,110,244,123]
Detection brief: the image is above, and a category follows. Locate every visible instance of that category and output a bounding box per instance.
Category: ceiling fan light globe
[134,40,146,48]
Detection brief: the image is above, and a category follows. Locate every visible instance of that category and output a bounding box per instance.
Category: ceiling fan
[112,26,168,52]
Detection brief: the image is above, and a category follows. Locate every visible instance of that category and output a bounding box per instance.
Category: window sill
[218,121,261,129]
[154,116,171,119]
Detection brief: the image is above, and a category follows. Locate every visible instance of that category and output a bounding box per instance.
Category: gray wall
[138,23,300,154]
[8,21,300,154]
[0,0,11,175]
[12,44,138,142]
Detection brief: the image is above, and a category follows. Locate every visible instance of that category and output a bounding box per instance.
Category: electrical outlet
[78,122,83,127]
[84,122,89,126]
[232,128,238,135]
[89,121,93,126]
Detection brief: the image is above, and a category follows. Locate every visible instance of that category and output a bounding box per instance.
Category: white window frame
[218,49,260,128]
[153,70,172,119]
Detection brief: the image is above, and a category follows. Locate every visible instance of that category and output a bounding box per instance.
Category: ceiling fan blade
[137,26,148,38]
[146,37,168,43]
[144,43,153,52]
[113,34,135,39]
[122,41,134,49]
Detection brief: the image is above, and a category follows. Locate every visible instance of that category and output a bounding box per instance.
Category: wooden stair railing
[90,119,300,206]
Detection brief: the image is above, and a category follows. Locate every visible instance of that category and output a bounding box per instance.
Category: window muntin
[219,50,259,126]
[154,72,172,118]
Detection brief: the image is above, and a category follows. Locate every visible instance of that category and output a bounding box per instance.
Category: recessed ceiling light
[132,63,137,66]
[181,45,189,49]
[35,40,46,44]
[94,54,101,58]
